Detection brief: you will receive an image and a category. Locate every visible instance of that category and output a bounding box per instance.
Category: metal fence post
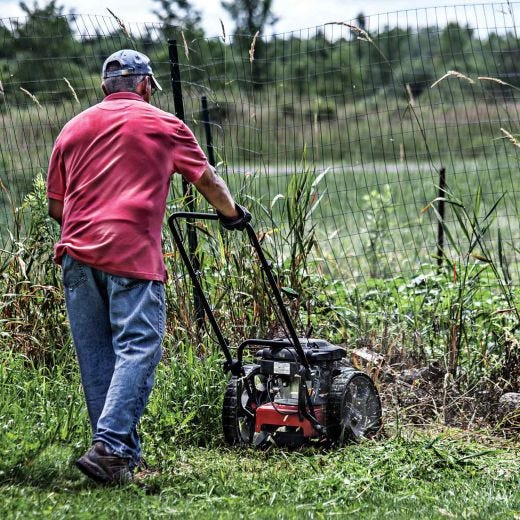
[436,166,446,270]
[168,38,204,325]
[201,96,216,168]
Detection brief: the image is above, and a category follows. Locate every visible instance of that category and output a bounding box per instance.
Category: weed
[0,170,518,518]
[1,173,65,364]
[425,184,520,377]
[361,184,396,279]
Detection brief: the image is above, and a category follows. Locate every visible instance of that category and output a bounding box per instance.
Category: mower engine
[223,338,382,448]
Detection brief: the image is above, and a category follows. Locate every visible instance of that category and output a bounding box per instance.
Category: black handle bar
[167,212,310,372]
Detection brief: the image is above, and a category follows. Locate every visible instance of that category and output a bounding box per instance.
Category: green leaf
[281,286,299,298]
[270,193,285,208]
[311,167,330,189]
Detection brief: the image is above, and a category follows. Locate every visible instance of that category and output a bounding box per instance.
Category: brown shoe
[76,442,132,484]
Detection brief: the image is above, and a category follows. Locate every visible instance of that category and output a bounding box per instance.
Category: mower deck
[254,403,325,437]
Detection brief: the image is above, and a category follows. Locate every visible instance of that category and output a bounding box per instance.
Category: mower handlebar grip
[168,211,219,223]
[167,211,254,233]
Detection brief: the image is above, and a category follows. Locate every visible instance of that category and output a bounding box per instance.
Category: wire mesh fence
[1,3,519,286]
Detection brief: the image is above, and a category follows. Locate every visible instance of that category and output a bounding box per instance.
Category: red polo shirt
[47,92,208,282]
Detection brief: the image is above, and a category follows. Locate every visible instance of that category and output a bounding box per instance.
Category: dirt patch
[350,337,520,438]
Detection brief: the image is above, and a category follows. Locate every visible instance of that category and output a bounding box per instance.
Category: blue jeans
[62,254,164,466]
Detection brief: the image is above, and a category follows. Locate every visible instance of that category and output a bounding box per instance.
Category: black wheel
[326,368,382,443]
[222,367,269,446]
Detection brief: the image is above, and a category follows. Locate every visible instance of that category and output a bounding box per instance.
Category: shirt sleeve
[47,137,66,201]
[172,122,208,183]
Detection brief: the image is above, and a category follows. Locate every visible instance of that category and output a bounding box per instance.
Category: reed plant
[162,159,331,351]
[424,184,519,378]
[0,173,66,365]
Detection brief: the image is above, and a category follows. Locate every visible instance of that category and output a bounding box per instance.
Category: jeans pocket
[62,255,87,289]
[109,274,145,290]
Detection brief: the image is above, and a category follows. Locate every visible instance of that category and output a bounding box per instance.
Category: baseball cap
[102,49,162,91]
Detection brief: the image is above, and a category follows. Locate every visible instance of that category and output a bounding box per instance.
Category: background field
[2,4,520,285]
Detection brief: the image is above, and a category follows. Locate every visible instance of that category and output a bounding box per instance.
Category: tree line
[1,0,519,104]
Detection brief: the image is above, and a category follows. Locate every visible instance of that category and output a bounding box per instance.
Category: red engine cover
[255,403,324,437]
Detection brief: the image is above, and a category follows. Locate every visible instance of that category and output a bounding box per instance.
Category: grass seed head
[249,31,260,64]
[181,30,190,61]
[431,70,475,89]
[478,76,520,92]
[19,87,41,108]
[220,19,226,42]
[106,7,134,43]
[500,127,520,149]
[326,22,374,43]
[478,76,508,86]
[63,77,79,105]
[405,83,415,107]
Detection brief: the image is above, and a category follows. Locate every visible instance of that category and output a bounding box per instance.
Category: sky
[1,0,519,36]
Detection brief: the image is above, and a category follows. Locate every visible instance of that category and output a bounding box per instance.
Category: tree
[355,12,366,62]
[356,12,366,32]
[221,0,279,90]
[0,23,16,60]
[439,22,474,71]
[221,0,278,35]
[13,1,82,99]
[375,26,411,86]
[152,0,202,30]
[15,0,75,56]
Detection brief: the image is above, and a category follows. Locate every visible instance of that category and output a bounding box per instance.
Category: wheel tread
[222,376,242,445]
[326,368,382,443]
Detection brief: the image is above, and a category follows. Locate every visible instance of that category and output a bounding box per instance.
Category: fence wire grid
[1,3,519,286]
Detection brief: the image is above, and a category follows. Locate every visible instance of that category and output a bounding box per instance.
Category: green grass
[1,440,519,519]
[4,155,519,285]
[184,155,520,283]
[0,277,518,518]
[0,349,518,519]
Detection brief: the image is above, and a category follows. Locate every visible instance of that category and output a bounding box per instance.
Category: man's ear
[136,77,146,95]
[101,81,109,96]
[136,76,151,102]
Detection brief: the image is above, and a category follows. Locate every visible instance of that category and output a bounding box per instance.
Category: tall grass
[0,167,518,458]
[425,184,519,377]
[0,173,65,364]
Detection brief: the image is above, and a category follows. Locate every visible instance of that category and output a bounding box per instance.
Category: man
[47,49,250,484]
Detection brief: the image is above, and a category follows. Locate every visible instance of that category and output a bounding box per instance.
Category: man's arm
[192,165,239,218]
[48,198,63,225]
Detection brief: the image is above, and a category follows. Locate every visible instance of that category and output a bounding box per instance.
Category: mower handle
[167,211,310,372]
[168,211,219,223]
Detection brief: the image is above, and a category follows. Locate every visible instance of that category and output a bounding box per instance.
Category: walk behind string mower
[168,212,382,447]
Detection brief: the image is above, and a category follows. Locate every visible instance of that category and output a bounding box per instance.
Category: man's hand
[217,203,252,231]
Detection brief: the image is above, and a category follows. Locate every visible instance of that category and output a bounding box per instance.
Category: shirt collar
[103,92,145,102]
